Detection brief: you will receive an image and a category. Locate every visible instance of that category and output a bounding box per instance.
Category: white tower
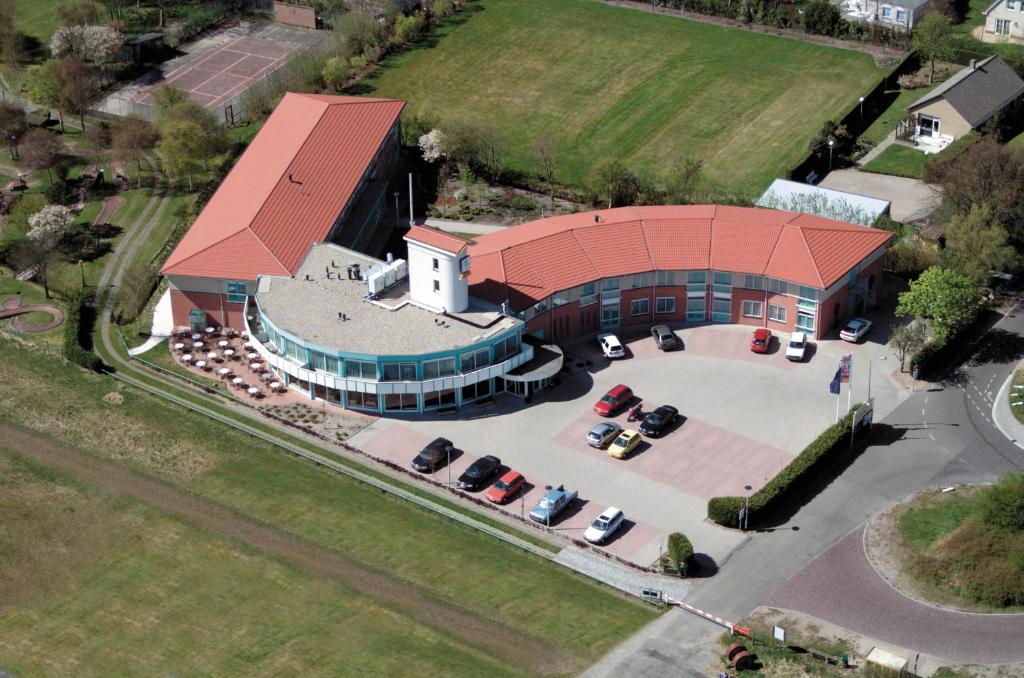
[404,226,472,313]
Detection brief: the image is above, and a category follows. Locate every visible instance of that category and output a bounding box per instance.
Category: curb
[990,367,1024,451]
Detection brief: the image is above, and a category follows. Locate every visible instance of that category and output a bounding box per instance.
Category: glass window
[713,271,732,286]
[686,271,706,285]
[552,290,571,307]
[797,286,818,301]
[492,334,519,362]
[422,357,456,380]
[769,304,787,323]
[345,390,379,411]
[381,362,417,381]
[630,298,650,316]
[742,300,762,318]
[311,351,339,373]
[631,273,651,288]
[656,270,676,286]
[461,380,492,403]
[601,278,621,293]
[345,360,376,380]
[712,299,732,323]
[460,347,490,373]
[384,393,418,411]
[896,9,906,19]
[796,312,815,332]
[579,282,597,306]
[656,297,675,314]
[686,297,705,321]
[432,257,439,271]
[423,388,456,409]
[528,298,549,318]
[768,278,788,294]
[226,281,247,304]
[881,6,891,16]
[743,275,763,290]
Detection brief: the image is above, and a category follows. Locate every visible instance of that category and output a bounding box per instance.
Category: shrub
[667,532,694,575]
[63,293,102,371]
[45,178,75,206]
[978,472,1024,533]
[707,408,859,528]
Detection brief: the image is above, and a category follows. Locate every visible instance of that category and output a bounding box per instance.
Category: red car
[593,384,633,416]
[750,328,772,353]
[486,470,526,504]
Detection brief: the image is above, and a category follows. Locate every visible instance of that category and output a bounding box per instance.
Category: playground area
[99,21,328,121]
[0,297,63,333]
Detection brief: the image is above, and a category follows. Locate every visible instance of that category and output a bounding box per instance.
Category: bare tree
[22,128,64,184]
[0,100,26,159]
[112,114,158,188]
[890,321,926,372]
[0,0,23,91]
[82,121,110,168]
[56,58,98,130]
[532,134,558,202]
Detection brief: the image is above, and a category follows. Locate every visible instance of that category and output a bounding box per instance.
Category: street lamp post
[859,96,865,122]
[393,191,400,229]
[447,447,452,487]
[742,485,753,531]
[828,139,835,169]
[867,355,887,404]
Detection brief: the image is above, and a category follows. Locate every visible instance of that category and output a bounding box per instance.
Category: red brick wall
[653,285,686,322]
[733,288,769,330]
[765,292,798,334]
[170,290,246,330]
[620,287,655,328]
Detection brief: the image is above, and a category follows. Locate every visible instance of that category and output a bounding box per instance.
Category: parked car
[584,507,625,544]
[750,327,772,353]
[529,485,578,524]
[485,469,526,504]
[786,331,808,362]
[593,384,633,416]
[638,405,679,437]
[608,429,642,459]
[587,421,624,448]
[457,454,502,490]
[840,318,873,343]
[598,333,625,359]
[650,324,678,351]
[411,437,454,473]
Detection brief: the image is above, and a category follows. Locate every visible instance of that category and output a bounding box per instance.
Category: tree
[332,11,381,60]
[56,0,103,26]
[161,100,228,171]
[56,58,98,130]
[24,60,66,132]
[664,156,704,205]
[21,128,64,183]
[943,204,1017,283]
[418,128,446,163]
[152,84,188,122]
[896,266,981,344]
[392,12,425,45]
[112,114,158,188]
[0,0,24,91]
[531,134,558,201]
[321,56,352,90]
[890,321,926,372]
[15,204,76,298]
[802,0,844,35]
[666,532,694,576]
[808,119,854,164]
[586,158,639,208]
[157,119,203,190]
[82,121,110,168]
[50,25,122,69]
[913,11,954,84]
[0,100,27,159]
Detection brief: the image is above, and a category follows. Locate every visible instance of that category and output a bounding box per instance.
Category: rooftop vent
[594,214,601,223]
[304,274,312,281]
[337,312,349,321]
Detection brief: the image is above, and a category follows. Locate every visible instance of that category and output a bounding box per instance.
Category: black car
[639,405,679,437]
[457,454,502,490]
[411,437,454,473]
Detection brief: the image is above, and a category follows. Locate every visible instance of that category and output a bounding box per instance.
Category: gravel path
[765,526,1024,664]
[556,549,691,600]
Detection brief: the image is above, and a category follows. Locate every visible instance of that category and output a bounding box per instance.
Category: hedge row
[707,406,861,528]
[63,294,102,371]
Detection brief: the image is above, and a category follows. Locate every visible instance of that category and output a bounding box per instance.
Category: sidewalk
[555,548,691,600]
[991,363,1024,449]
[857,131,895,167]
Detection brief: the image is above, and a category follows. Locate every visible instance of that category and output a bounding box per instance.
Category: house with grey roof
[840,0,930,31]
[898,56,1024,151]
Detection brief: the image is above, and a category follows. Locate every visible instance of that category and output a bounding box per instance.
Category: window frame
[630,298,650,316]
[655,296,676,314]
[768,304,787,323]
[225,281,247,304]
[741,300,763,318]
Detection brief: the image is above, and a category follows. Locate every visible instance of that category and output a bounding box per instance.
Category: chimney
[352,263,361,280]
[594,214,600,223]
[970,58,976,70]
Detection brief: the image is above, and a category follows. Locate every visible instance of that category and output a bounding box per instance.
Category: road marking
[928,433,935,441]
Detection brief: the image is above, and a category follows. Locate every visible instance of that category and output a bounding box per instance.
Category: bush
[707,408,859,528]
[63,293,102,371]
[666,531,694,575]
[164,5,230,48]
[45,179,75,206]
[978,473,1024,533]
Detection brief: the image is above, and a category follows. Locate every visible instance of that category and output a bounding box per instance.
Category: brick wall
[170,290,246,330]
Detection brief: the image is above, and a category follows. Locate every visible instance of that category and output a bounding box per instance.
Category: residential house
[983,0,1024,41]
[842,0,930,31]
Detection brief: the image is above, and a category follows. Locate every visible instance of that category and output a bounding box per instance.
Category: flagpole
[847,360,852,414]
[836,386,840,424]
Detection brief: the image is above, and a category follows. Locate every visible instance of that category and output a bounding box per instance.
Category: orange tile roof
[161,92,405,281]
[468,205,892,309]
[405,225,473,254]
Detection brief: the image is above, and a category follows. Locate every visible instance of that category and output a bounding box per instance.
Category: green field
[860,144,929,178]
[12,0,64,44]
[861,86,937,145]
[0,338,654,674]
[357,0,885,195]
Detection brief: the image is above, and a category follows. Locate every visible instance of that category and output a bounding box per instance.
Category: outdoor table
[260,372,271,381]
[206,351,218,360]
[246,352,259,360]
[181,354,193,362]
[243,341,253,349]
[218,367,230,377]
[224,349,235,357]
[192,341,204,349]
[205,327,215,334]
[231,377,243,386]
[173,342,185,351]
[218,340,229,348]
[240,330,249,338]
[247,387,259,397]
[269,381,281,391]
[195,360,207,369]
[250,362,261,371]
[191,333,202,341]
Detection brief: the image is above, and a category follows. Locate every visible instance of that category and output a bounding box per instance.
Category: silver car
[587,421,623,448]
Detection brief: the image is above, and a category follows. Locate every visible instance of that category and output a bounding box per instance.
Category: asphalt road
[586,299,1024,676]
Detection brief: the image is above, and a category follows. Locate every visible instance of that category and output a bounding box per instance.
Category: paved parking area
[350,323,909,569]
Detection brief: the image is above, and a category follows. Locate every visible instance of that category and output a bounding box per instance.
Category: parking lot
[349,323,908,569]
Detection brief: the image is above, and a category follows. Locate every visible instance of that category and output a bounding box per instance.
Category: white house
[983,0,1024,41]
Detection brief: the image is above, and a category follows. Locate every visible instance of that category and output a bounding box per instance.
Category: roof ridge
[163,228,284,277]
[569,225,602,283]
[762,221,794,277]
[797,226,826,288]
[637,218,657,271]
[247,225,292,274]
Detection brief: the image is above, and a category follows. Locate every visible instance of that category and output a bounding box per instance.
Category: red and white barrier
[664,596,752,638]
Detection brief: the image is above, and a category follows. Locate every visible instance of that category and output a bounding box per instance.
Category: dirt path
[0,422,576,674]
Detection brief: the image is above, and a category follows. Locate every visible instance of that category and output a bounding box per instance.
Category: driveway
[349,324,909,569]
[819,169,942,222]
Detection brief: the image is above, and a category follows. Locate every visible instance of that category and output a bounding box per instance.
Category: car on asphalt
[597,332,626,359]
[650,324,678,351]
[593,384,633,416]
[529,485,578,524]
[584,507,625,544]
[410,437,454,473]
[457,454,502,490]
[786,331,808,362]
[485,469,526,504]
[638,405,679,437]
[587,421,624,448]
[840,318,873,343]
[608,429,642,459]
[750,327,772,353]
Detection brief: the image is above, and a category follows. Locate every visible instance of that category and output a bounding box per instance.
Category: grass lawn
[357,0,885,196]
[11,0,63,44]
[0,337,656,669]
[1011,368,1024,424]
[860,86,937,145]
[0,447,536,677]
[860,144,929,178]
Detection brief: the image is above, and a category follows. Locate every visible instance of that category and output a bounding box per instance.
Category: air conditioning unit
[392,259,408,280]
[367,271,386,295]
